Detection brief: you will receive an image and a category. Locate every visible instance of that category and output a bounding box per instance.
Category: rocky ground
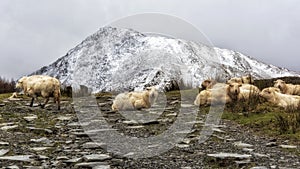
[0,93,299,169]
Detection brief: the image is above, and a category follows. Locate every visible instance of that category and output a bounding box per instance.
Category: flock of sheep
[194,75,300,110]
[9,74,300,111]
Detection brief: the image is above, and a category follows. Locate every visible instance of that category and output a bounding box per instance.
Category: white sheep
[16,75,61,110]
[259,87,300,109]
[274,79,300,96]
[238,84,260,101]
[112,86,158,111]
[194,82,242,106]
[194,89,211,106]
[227,75,254,84]
[16,75,51,94]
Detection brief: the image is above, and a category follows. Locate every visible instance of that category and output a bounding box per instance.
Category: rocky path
[0,95,299,169]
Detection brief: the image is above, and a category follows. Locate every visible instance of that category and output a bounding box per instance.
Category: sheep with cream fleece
[274,79,300,96]
[227,75,254,84]
[259,87,300,109]
[16,75,61,110]
[16,75,52,94]
[112,86,158,111]
[194,82,242,106]
[238,84,260,101]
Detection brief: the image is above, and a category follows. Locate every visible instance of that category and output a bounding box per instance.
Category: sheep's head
[227,82,242,95]
[274,79,286,91]
[146,86,159,104]
[259,87,278,100]
[241,75,254,84]
[201,79,216,89]
[15,76,27,89]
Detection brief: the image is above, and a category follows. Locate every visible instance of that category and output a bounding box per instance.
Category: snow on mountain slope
[32,26,300,93]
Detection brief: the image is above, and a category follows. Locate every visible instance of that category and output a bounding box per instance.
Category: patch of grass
[222,104,300,141]
[0,93,13,101]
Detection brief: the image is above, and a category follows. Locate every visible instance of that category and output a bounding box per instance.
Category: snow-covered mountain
[32,26,300,92]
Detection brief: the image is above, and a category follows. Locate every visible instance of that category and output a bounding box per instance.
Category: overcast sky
[0,0,299,79]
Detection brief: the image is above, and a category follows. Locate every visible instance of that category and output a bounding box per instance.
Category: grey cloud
[0,0,299,79]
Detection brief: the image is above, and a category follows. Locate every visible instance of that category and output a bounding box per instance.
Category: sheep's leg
[41,98,50,109]
[57,97,60,110]
[30,97,34,107]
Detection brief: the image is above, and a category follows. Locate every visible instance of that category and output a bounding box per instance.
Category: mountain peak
[32,27,299,92]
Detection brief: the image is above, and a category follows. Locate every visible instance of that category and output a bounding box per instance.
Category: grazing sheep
[16,75,50,94]
[16,75,61,110]
[259,87,300,109]
[112,86,159,111]
[274,79,300,96]
[194,82,242,106]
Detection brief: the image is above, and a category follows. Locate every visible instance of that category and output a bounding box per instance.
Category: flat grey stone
[250,167,268,169]
[0,149,9,156]
[233,141,253,148]
[5,165,19,169]
[30,147,51,151]
[93,165,111,169]
[75,162,108,168]
[0,155,33,162]
[235,159,251,165]
[57,115,73,121]
[207,152,251,159]
[166,113,177,117]
[252,153,269,158]
[185,120,204,124]
[279,145,297,149]
[126,125,144,129]
[122,120,138,124]
[23,115,38,122]
[83,154,111,162]
[56,156,69,160]
[0,122,15,127]
[1,125,18,130]
[30,137,52,144]
[266,142,277,147]
[0,141,9,146]
[82,142,105,149]
[25,103,39,107]
[26,127,53,133]
[64,157,82,163]
[176,144,190,148]
[212,128,225,133]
